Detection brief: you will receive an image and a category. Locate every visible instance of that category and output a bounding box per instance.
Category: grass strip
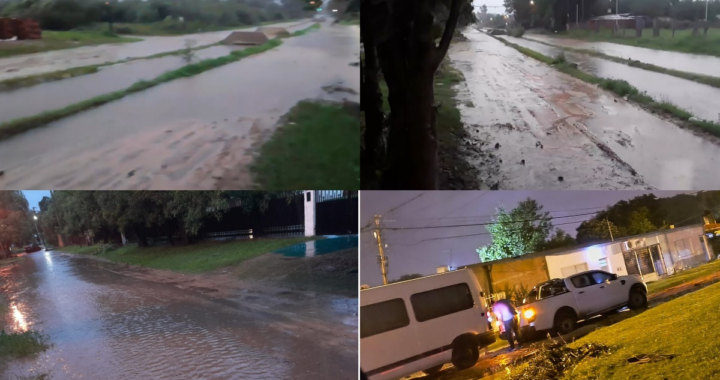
[0,42,220,92]
[646,258,720,295]
[0,24,320,141]
[61,237,318,273]
[525,36,720,90]
[0,31,141,59]
[495,36,720,138]
[250,100,360,189]
[0,330,50,358]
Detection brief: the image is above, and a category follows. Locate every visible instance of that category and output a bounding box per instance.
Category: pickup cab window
[570,274,593,288]
[590,271,613,284]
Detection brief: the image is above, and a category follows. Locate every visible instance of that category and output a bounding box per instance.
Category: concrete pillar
[304,190,316,237]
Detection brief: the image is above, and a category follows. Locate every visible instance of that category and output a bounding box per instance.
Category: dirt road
[0,23,360,190]
[450,29,720,190]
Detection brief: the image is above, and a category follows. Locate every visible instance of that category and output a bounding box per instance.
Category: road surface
[0,250,357,380]
[449,28,720,190]
[0,23,360,190]
[525,34,720,78]
[0,20,310,82]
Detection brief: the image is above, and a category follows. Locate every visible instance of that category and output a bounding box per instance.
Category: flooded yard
[449,28,720,190]
[0,251,357,380]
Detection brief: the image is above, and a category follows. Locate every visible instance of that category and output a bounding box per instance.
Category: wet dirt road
[450,29,720,190]
[524,34,720,79]
[501,36,720,122]
[0,251,356,380]
[0,20,309,82]
[0,23,360,190]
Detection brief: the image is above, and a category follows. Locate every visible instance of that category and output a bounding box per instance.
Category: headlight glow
[523,308,535,319]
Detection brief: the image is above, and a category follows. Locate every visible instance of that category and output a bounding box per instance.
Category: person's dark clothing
[503,317,520,349]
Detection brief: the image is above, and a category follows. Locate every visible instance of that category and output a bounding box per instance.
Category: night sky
[360,191,692,287]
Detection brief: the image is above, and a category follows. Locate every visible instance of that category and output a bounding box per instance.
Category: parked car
[360,269,495,380]
[24,244,41,253]
[516,270,647,339]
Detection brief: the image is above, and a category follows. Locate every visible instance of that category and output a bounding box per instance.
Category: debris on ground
[507,340,611,380]
[627,354,676,364]
[495,143,501,149]
[558,176,564,182]
[322,84,358,95]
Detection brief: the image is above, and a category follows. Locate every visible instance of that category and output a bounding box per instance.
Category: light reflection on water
[11,303,28,331]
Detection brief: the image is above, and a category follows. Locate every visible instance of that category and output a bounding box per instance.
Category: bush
[552,52,566,64]
[95,243,117,255]
[114,26,134,34]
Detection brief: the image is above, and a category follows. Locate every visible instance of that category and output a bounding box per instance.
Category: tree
[627,207,657,235]
[481,4,487,14]
[476,199,553,262]
[164,191,228,244]
[576,219,620,244]
[0,191,33,258]
[539,229,576,250]
[361,0,476,189]
[390,273,424,283]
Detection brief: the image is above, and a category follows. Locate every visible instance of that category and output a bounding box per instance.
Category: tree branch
[434,0,462,68]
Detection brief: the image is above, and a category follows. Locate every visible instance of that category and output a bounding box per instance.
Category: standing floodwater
[0,251,356,379]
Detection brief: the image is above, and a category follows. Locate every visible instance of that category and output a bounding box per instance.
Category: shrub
[509,26,525,37]
[114,26,134,34]
[95,243,117,255]
[552,52,566,64]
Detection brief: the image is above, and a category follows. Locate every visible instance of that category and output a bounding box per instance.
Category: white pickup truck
[516,270,647,338]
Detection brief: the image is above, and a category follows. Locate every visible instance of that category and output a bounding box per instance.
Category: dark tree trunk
[178,219,190,245]
[360,0,385,170]
[134,224,148,247]
[376,0,462,189]
[692,21,700,36]
[653,19,660,37]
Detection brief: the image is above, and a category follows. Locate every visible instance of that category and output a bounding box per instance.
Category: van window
[360,298,410,338]
[410,283,474,322]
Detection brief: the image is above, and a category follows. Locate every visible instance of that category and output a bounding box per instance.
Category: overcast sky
[473,0,507,14]
[360,191,691,287]
[22,190,51,211]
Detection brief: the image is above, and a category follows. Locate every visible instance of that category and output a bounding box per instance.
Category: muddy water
[525,34,720,78]
[501,36,720,122]
[0,24,360,190]
[0,20,310,82]
[451,28,720,190]
[0,45,239,123]
[0,251,356,379]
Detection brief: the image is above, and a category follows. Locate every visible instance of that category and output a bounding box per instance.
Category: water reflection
[11,303,28,332]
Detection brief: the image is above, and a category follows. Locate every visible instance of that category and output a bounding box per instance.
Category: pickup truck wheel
[628,289,648,310]
[451,336,479,370]
[553,313,576,335]
[422,365,445,375]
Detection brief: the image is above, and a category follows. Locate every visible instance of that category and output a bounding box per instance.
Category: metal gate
[315,191,358,235]
[623,246,657,276]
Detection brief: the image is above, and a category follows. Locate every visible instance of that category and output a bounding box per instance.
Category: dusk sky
[22,190,51,211]
[473,0,507,14]
[360,191,692,287]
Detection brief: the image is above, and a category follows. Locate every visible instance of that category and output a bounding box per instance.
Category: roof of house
[462,223,704,269]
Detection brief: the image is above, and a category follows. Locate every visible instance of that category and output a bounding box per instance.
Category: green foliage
[250,100,360,189]
[627,207,657,235]
[497,283,532,306]
[0,330,50,358]
[0,191,33,252]
[576,219,621,244]
[540,229,576,251]
[476,199,553,262]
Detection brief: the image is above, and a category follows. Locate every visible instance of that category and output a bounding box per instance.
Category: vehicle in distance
[360,269,495,380]
[24,244,41,253]
[517,270,647,338]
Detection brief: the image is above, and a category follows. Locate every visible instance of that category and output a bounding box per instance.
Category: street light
[32,214,44,246]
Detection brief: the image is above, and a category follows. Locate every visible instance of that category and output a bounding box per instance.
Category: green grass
[340,18,360,26]
[0,31,141,59]
[554,280,720,380]
[496,37,720,138]
[526,37,720,91]
[0,330,50,359]
[76,18,303,36]
[646,259,720,295]
[250,100,359,189]
[0,24,326,140]
[62,237,318,273]
[562,27,720,58]
[289,23,321,36]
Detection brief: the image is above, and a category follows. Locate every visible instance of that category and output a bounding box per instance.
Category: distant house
[461,224,714,297]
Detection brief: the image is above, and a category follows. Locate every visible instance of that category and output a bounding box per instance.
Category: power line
[413,219,595,244]
[376,210,601,231]
[388,205,609,223]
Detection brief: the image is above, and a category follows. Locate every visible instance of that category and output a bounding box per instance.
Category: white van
[360,269,495,380]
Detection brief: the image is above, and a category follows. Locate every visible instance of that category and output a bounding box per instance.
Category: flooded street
[450,28,720,190]
[525,34,720,78]
[501,36,720,122]
[0,251,356,379]
[0,20,309,82]
[0,23,360,190]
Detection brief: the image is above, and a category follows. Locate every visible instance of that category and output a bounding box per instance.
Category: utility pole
[606,219,614,241]
[374,215,389,285]
[706,0,709,22]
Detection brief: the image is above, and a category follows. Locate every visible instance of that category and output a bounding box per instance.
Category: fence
[315,190,358,235]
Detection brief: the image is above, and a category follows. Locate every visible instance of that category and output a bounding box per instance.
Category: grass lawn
[647,258,720,295]
[561,28,720,57]
[550,280,720,380]
[0,330,50,359]
[0,31,140,59]
[250,100,360,189]
[61,237,318,273]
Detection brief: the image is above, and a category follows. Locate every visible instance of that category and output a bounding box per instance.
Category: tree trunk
[692,22,700,36]
[653,19,660,37]
[178,219,190,245]
[360,0,385,171]
[671,20,676,38]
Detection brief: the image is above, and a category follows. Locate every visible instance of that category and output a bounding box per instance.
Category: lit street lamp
[32,214,44,246]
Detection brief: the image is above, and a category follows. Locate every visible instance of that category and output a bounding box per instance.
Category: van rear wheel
[422,364,445,375]
[451,336,479,370]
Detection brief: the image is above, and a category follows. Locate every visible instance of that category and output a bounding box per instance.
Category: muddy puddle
[525,34,720,78]
[0,20,310,82]
[0,251,356,380]
[0,24,360,190]
[501,35,720,122]
[450,28,720,190]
